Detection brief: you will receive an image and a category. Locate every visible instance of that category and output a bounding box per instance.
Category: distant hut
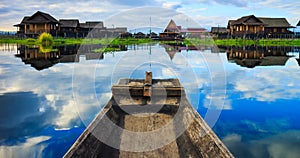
[120,32,133,38]
[159,19,182,40]
[133,32,146,38]
[78,21,104,38]
[210,27,228,38]
[59,19,79,38]
[147,32,159,39]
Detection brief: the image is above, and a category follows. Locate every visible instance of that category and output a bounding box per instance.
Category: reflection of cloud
[230,67,300,101]
[0,92,57,140]
[0,136,50,158]
[204,94,232,110]
[0,51,113,129]
[222,130,300,158]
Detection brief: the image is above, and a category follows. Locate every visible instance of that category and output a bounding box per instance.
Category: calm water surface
[0,43,300,158]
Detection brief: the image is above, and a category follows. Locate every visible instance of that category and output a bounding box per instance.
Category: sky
[0,0,300,31]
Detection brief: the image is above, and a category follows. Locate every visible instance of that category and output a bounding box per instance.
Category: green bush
[38,32,53,46]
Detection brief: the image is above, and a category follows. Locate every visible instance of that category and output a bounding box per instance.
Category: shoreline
[1,37,300,46]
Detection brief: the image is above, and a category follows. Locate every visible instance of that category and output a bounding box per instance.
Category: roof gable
[164,19,180,33]
[232,15,263,25]
[27,11,58,23]
[297,20,300,26]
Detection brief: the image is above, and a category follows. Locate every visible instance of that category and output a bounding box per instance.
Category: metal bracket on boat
[144,71,152,97]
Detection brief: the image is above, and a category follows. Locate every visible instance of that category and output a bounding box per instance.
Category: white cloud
[162,2,182,9]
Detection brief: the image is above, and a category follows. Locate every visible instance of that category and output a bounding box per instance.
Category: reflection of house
[297,59,300,66]
[162,44,209,60]
[226,46,293,68]
[15,45,60,70]
[227,15,295,39]
[59,19,80,38]
[14,11,59,38]
[15,45,105,71]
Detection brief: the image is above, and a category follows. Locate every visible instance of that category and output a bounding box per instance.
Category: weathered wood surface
[64,78,234,158]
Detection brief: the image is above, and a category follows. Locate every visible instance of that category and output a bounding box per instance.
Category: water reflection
[14,44,118,70]
[1,43,300,158]
[222,45,300,68]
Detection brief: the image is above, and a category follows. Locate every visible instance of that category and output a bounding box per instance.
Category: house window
[274,28,277,32]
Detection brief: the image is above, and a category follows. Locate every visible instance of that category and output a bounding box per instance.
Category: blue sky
[0,0,300,31]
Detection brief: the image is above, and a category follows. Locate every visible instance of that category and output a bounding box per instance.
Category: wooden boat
[64,71,234,158]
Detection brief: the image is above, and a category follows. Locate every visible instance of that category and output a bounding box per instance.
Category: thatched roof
[164,19,180,33]
[59,19,79,28]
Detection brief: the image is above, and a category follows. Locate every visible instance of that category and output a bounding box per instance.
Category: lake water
[0,43,300,158]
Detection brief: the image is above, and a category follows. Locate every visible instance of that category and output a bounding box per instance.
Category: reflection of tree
[39,44,54,53]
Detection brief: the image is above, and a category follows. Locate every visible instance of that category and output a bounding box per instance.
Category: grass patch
[214,38,300,46]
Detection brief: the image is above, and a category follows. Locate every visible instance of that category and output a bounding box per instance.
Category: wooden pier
[64,71,234,158]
